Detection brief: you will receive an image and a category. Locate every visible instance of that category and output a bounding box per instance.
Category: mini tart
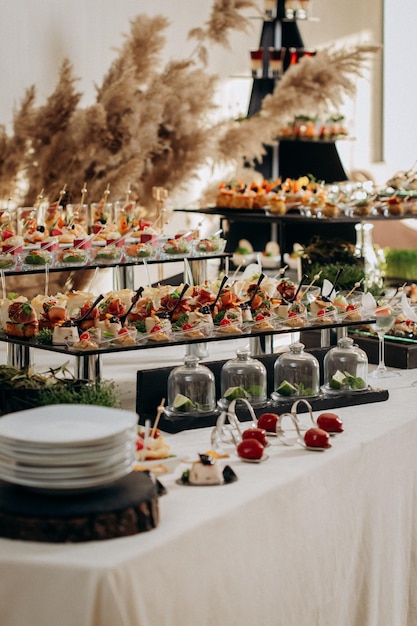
[72,337,99,350]
[217,323,243,335]
[286,315,306,328]
[252,319,275,331]
[148,331,170,342]
[312,315,334,326]
[114,332,137,346]
[182,328,206,339]
[344,308,362,321]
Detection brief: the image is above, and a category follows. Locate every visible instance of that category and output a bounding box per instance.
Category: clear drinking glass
[369,304,400,379]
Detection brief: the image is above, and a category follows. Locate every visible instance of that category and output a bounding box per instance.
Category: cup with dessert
[162,237,191,258]
[1,235,24,256]
[268,47,286,79]
[93,244,124,265]
[57,247,89,267]
[66,203,89,232]
[297,0,312,19]
[124,241,154,261]
[249,48,264,78]
[0,253,17,271]
[194,236,226,256]
[285,0,299,19]
[21,249,53,270]
[263,0,277,19]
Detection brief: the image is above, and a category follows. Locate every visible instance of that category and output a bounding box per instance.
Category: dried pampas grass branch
[0,3,379,215]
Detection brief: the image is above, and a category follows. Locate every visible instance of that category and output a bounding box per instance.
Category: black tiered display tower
[226,0,353,254]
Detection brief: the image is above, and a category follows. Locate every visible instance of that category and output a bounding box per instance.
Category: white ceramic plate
[0,405,138,446]
[0,460,135,490]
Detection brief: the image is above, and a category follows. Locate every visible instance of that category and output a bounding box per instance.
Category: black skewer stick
[288,274,309,303]
[168,283,190,319]
[120,286,144,326]
[200,275,229,314]
[240,272,266,309]
[322,267,344,301]
[73,294,104,327]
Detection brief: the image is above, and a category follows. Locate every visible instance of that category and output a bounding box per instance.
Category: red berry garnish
[118,327,128,335]
[220,318,231,326]
[182,323,192,330]
[255,314,265,321]
[317,309,325,316]
[346,304,355,312]
[151,325,162,333]
[288,311,297,318]
[79,332,90,340]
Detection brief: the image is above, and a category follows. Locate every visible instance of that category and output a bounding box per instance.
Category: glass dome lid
[220,347,268,408]
[273,342,320,400]
[166,355,217,417]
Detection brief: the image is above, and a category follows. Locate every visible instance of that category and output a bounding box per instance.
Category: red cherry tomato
[317,309,326,316]
[255,314,265,321]
[316,412,343,433]
[237,438,264,460]
[79,332,90,341]
[288,311,297,318]
[304,427,331,448]
[257,412,279,432]
[182,323,192,330]
[346,304,355,312]
[220,318,231,326]
[118,327,129,335]
[242,427,267,447]
[151,325,162,333]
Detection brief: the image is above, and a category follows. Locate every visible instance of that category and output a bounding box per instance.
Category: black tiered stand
[229,0,350,255]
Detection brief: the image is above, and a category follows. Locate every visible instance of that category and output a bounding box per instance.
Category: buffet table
[0,367,417,626]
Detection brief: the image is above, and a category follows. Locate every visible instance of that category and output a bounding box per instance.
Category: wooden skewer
[125,183,131,206]
[345,279,363,299]
[151,398,166,438]
[35,189,44,210]
[80,182,87,206]
[301,271,322,298]
[272,265,288,279]
[57,184,67,206]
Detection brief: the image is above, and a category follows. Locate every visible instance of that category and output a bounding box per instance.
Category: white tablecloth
[1,368,417,626]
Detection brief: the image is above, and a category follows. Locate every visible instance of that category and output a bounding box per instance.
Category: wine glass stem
[377,332,386,371]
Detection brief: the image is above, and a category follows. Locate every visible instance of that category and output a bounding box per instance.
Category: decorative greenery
[0,364,118,414]
[301,237,365,290]
[385,249,417,280]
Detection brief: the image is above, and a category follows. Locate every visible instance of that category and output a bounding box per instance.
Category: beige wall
[0,1,410,189]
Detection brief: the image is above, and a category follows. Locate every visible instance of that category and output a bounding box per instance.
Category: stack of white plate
[0,404,138,491]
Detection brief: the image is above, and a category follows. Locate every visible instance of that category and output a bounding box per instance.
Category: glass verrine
[297,0,312,19]
[250,49,264,78]
[268,47,286,79]
[285,0,299,19]
[369,304,400,379]
[263,0,277,19]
